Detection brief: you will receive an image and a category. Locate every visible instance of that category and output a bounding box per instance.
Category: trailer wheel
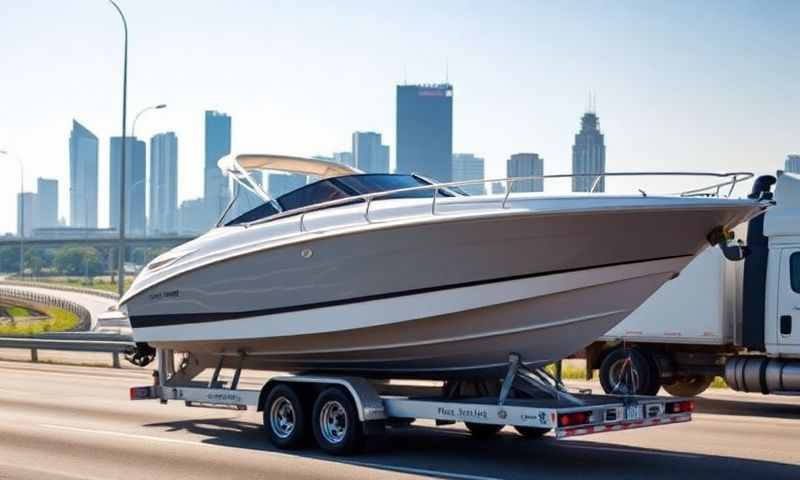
[264,384,308,449]
[599,348,659,396]
[465,422,503,438]
[663,375,714,397]
[514,426,550,438]
[312,386,363,455]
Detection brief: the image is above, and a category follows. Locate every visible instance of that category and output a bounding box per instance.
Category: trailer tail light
[130,386,155,400]
[666,400,695,414]
[558,411,592,427]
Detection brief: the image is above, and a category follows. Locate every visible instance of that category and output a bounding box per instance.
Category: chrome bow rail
[239,171,753,232]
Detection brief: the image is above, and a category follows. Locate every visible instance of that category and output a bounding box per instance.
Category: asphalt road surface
[0,360,798,480]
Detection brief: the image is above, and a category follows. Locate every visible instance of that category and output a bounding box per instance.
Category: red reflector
[559,415,571,426]
[558,411,591,427]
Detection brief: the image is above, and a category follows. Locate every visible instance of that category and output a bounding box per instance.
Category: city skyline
[1,1,797,234]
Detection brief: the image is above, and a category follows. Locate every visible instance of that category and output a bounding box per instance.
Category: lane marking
[560,443,700,459]
[40,424,500,480]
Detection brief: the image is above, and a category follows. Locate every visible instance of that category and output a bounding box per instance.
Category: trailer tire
[599,347,659,396]
[312,386,364,455]
[663,376,714,397]
[514,426,549,438]
[264,384,309,449]
[465,422,503,438]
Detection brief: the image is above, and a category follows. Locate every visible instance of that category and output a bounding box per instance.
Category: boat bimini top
[216,153,454,227]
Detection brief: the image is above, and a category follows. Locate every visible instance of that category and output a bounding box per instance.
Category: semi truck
[585,172,800,397]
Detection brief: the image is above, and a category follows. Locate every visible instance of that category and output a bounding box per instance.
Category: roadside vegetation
[548,360,727,389]
[0,302,80,335]
[0,244,164,294]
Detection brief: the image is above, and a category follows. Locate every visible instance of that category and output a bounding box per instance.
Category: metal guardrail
[0,334,134,368]
[0,279,120,300]
[0,286,93,330]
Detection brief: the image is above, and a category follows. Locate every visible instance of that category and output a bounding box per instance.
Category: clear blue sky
[0,0,797,233]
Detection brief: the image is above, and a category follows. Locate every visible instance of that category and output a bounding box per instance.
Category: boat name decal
[149,290,180,301]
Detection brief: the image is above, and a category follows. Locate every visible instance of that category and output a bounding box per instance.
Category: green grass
[0,304,80,335]
[6,306,33,318]
[28,276,132,294]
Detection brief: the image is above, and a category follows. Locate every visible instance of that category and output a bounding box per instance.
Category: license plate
[625,405,642,421]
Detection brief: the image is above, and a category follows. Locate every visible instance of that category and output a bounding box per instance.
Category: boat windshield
[225,173,459,226]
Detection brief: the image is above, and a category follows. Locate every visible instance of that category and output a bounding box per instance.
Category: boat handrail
[243,171,754,231]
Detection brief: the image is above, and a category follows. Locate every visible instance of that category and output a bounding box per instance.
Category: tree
[24,247,53,277]
[53,246,103,277]
[0,246,19,273]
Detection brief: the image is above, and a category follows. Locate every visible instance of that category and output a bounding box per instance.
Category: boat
[119,154,764,379]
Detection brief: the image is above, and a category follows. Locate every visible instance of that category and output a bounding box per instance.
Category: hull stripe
[129,254,690,329]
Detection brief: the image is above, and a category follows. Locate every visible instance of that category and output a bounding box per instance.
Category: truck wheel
[312,386,364,455]
[663,376,714,397]
[514,426,550,438]
[264,384,308,449]
[599,348,658,396]
[465,422,503,438]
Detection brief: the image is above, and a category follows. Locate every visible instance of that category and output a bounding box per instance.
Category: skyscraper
[507,153,544,193]
[110,136,147,235]
[396,84,453,181]
[36,178,59,228]
[178,198,207,235]
[352,132,390,173]
[452,153,486,195]
[204,111,232,222]
[786,155,800,174]
[333,152,355,168]
[69,120,98,228]
[149,132,179,235]
[572,111,606,192]
[17,192,36,237]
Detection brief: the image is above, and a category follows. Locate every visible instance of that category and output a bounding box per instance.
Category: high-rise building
[786,155,800,174]
[352,132,390,173]
[491,182,506,195]
[333,152,355,168]
[507,153,544,193]
[69,120,98,228]
[452,153,486,195]
[396,84,453,181]
[572,111,606,192]
[109,136,147,235]
[17,192,36,237]
[178,198,207,235]
[268,173,307,198]
[36,178,58,228]
[204,111,232,222]
[149,132,178,235]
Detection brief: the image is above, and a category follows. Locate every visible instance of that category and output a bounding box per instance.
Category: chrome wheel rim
[319,400,348,444]
[269,396,296,439]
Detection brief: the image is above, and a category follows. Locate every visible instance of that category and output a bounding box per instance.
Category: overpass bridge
[0,236,196,249]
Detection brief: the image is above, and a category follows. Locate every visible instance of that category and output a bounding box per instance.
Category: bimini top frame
[216,153,364,223]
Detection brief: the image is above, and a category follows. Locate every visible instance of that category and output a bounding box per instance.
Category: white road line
[40,424,501,480]
[560,443,700,459]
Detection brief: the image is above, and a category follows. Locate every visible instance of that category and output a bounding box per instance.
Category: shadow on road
[144,417,800,480]
[694,396,800,419]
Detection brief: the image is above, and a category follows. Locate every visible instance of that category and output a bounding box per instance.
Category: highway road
[0,360,798,480]
[0,283,116,330]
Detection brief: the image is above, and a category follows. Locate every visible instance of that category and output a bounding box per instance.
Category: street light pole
[132,104,167,139]
[0,150,24,278]
[109,0,128,297]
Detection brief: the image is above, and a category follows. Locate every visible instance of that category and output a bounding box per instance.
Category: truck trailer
[586,172,800,397]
